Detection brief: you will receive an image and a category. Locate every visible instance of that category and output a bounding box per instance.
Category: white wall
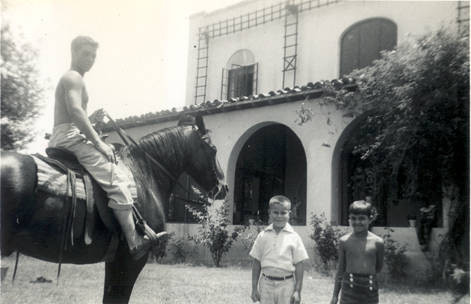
[114,96,349,222]
[185,0,459,105]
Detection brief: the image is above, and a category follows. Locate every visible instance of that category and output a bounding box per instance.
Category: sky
[3,0,243,152]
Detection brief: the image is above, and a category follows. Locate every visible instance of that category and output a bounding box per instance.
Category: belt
[263,273,294,281]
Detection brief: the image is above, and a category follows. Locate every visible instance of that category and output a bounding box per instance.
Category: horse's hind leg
[103,241,148,304]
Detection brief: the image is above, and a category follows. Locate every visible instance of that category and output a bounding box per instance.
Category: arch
[331,114,367,225]
[339,18,397,76]
[228,122,307,225]
[226,49,255,69]
[332,114,443,227]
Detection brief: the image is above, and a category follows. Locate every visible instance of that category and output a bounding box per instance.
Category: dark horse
[0,116,227,303]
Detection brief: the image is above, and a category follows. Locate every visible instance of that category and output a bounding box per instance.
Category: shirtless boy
[330,200,384,304]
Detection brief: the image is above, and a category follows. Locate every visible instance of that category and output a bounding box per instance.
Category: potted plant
[407,215,417,227]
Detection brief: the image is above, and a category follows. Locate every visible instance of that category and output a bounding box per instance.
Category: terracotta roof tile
[101,79,357,131]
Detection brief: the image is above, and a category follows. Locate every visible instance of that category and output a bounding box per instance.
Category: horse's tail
[0,151,38,256]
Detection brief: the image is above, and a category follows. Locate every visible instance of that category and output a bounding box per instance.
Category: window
[227,64,257,99]
[340,18,397,76]
[221,49,258,99]
[166,174,199,223]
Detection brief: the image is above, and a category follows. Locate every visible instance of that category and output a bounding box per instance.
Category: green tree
[1,24,44,150]
[328,29,468,285]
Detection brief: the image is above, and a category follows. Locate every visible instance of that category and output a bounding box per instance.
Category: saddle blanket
[32,155,138,200]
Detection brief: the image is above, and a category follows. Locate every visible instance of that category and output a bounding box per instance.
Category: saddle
[34,147,120,261]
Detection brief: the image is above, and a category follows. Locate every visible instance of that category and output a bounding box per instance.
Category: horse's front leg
[103,241,148,304]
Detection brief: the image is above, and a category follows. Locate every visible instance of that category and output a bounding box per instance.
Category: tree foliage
[328,29,469,281]
[1,24,44,150]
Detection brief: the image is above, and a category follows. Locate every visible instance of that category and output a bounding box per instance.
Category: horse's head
[179,114,228,200]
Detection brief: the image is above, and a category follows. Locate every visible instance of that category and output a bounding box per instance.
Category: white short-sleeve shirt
[249,223,309,273]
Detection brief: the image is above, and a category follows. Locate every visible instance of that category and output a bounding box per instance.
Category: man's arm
[376,238,385,273]
[251,258,261,302]
[331,239,346,304]
[62,73,114,162]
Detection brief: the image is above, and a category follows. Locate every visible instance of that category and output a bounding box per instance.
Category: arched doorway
[233,124,306,225]
[333,116,443,227]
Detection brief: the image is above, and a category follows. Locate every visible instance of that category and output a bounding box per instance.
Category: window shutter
[253,63,258,95]
[226,63,257,99]
[220,68,228,100]
[340,19,397,76]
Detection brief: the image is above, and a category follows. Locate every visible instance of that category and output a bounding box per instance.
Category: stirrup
[129,230,168,261]
[129,236,153,261]
[141,222,168,241]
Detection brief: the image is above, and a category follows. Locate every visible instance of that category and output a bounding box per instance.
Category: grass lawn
[1,255,468,304]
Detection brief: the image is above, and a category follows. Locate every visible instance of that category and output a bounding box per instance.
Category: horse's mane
[117,125,194,229]
[136,126,190,166]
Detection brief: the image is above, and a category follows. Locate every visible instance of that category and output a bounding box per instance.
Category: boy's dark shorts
[340,273,379,304]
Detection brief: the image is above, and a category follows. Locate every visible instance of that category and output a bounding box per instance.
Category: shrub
[165,234,199,264]
[309,213,345,272]
[382,228,409,281]
[238,219,264,253]
[187,193,241,267]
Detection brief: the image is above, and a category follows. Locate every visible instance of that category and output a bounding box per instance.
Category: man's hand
[95,140,116,163]
[290,290,301,304]
[251,288,260,302]
[89,108,106,124]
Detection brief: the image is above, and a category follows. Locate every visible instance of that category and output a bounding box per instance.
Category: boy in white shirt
[250,195,309,304]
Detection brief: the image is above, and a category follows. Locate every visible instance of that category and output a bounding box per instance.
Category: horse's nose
[215,184,228,200]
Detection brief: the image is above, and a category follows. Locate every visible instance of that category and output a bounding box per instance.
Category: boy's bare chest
[346,238,376,258]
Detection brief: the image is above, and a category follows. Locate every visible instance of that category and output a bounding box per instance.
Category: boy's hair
[71,36,99,53]
[349,200,377,218]
[269,195,291,210]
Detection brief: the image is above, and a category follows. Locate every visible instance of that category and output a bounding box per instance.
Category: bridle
[106,113,224,206]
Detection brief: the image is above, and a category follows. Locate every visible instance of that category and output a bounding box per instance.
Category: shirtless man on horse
[48,35,157,260]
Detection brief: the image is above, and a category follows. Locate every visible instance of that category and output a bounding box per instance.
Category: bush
[382,228,409,281]
[187,194,241,267]
[238,219,264,253]
[309,213,345,272]
[168,234,197,264]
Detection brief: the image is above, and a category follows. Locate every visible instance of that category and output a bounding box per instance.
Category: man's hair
[349,200,376,218]
[71,36,98,53]
[269,195,291,210]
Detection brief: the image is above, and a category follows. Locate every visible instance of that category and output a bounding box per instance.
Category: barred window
[166,174,199,223]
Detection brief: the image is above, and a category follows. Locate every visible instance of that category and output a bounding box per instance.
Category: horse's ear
[177,113,206,134]
[177,113,196,126]
[195,115,207,135]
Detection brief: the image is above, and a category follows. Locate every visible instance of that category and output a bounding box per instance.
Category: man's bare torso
[54,70,88,126]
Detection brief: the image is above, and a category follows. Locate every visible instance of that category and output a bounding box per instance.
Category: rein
[105,113,211,206]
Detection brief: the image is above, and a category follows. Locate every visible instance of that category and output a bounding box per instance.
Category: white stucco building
[106,0,469,270]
